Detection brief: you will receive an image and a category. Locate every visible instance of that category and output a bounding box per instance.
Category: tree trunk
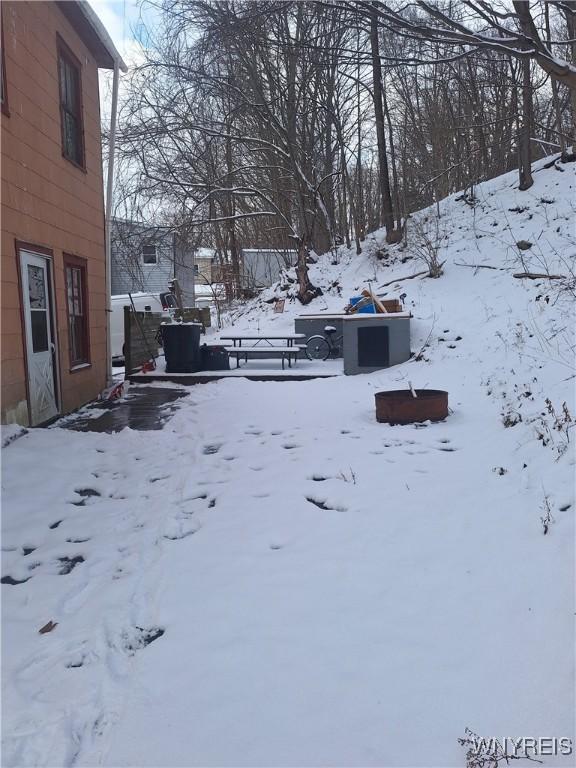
[356,32,365,243]
[284,5,319,302]
[563,1,576,151]
[296,238,322,304]
[382,85,402,232]
[225,124,241,297]
[369,5,395,240]
[518,58,534,190]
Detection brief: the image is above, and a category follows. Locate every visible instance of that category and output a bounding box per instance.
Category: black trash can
[161,323,202,373]
[200,344,230,371]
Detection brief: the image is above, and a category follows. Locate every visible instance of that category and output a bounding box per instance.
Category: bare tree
[111,0,572,302]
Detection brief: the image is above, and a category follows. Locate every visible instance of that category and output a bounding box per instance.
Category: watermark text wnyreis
[472,737,573,758]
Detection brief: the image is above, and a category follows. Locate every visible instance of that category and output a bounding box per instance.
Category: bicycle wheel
[305,335,331,361]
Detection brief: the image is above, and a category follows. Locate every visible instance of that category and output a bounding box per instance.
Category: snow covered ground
[2,158,574,767]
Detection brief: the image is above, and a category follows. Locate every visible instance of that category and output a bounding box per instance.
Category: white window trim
[142,244,158,265]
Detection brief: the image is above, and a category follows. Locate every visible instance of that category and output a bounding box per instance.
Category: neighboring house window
[64,256,90,367]
[142,244,157,264]
[58,39,84,168]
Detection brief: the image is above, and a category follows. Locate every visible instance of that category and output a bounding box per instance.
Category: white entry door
[20,250,59,425]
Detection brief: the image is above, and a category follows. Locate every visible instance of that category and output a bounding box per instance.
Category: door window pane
[28,265,46,308]
[31,311,49,352]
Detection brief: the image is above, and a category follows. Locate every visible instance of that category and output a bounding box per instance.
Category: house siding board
[1,1,108,425]
[112,253,173,295]
[111,221,175,296]
[241,249,297,289]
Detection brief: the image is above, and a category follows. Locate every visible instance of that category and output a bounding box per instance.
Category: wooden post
[124,305,132,376]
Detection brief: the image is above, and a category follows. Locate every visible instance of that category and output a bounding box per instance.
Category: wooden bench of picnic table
[224,345,306,370]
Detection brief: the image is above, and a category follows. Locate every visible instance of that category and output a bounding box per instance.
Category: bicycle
[305,326,343,361]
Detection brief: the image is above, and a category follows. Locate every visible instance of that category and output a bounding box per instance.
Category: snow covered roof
[242,248,297,254]
[194,248,217,260]
[57,1,128,72]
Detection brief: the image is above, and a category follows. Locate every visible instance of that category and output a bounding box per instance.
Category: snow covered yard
[2,159,574,767]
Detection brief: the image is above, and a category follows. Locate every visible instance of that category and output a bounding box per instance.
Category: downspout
[105,59,120,386]
[190,246,196,308]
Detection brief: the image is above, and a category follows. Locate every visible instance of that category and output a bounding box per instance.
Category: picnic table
[219,333,306,347]
[219,333,307,370]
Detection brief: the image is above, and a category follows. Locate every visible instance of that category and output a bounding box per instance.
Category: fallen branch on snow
[378,269,429,288]
[454,261,506,271]
[513,272,566,280]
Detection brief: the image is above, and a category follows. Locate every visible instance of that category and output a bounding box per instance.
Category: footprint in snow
[123,626,165,654]
[305,496,347,512]
[203,444,222,455]
[70,488,101,506]
[1,575,31,585]
[58,556,85,575]
[75,488,101,498]
[66,656,87,669]
[163,519,201,540]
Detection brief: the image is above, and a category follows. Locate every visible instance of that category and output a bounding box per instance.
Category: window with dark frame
[64,258,90,367]
[58,40,84,167]
[142,244,157,264]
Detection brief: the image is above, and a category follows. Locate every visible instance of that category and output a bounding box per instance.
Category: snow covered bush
[407,215,445,278]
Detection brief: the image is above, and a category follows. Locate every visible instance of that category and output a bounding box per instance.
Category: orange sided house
[1,1,126,426]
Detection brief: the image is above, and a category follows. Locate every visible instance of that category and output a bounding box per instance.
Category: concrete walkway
[58,385,189,433]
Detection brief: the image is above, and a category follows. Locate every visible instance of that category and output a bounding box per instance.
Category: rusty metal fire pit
[375,389,448,425]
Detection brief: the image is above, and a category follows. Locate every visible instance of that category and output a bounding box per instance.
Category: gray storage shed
[295,313,411,375]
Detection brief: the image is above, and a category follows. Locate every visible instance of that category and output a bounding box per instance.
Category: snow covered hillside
[2,157,574,767]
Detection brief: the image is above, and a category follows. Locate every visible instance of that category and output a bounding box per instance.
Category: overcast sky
[90,0,142,63]
[90,0,154,126]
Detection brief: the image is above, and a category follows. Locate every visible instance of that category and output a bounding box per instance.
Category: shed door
[20,250,59,424]
[357,326,389,368]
